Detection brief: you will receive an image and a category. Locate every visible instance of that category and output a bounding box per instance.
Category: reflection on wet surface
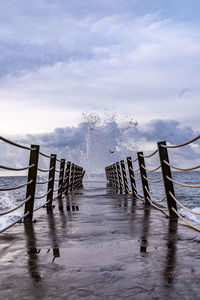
[24,223,42,285]
[140,204,150,254]
[164,218,178,284]
[0,182,200,299]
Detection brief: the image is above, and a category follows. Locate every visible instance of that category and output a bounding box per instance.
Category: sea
[0,171,200,231]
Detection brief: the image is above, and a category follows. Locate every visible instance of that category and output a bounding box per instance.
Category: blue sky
[0,0,200,171]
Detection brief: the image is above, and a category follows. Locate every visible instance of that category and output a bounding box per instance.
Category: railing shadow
[24,223,42,285]
[140,203,151,254]
[47,208,60,262]
[163,218,178,284]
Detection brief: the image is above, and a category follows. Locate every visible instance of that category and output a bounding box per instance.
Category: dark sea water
[0,172,200,231]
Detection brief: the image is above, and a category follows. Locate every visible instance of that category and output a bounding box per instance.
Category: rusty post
[64,161,71,194]
[70,163,75,192]
[24,145,40,222]
[127,157,137,196]
[120,160,129,194]
[112,163,118,191]
[116,162,123,193]
[58,159,65,200]
[138,152,149,203]
[158,141,177,218]
[46,154,56,212]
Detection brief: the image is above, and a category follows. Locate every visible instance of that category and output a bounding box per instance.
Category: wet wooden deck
[0,182,200,299]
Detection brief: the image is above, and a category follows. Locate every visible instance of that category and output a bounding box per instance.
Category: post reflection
[163,218,178,284]
[140,204,150,254]
[24,223,41,285]
[47,209,60,262]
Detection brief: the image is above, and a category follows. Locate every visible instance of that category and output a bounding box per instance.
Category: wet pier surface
[0,182,200,299]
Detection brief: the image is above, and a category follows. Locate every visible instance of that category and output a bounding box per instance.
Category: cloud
[1,115,199,175]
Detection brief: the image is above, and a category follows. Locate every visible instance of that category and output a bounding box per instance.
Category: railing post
[70,163,75,192]
[116,162,123,193]
[64,161,71,194]
[58,159,65,200]
[120,160,129,194]
[157,141,177,218]
[138,152,149,203]
[46,154,56,212]
[127,157,137,196]
[112,164,118,191]
[24,145,40,222]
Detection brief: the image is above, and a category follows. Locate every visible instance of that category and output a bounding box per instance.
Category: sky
[0,0,200,172]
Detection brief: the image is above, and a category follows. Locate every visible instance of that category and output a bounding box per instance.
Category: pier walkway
[0,181,200,299]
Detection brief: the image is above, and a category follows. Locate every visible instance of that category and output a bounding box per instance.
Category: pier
[0,135,200,299]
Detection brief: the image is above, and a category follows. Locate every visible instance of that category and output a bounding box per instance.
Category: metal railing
[0,135,85,233]
[105,133,200,232]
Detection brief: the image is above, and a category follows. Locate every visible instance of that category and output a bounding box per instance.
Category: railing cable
[166,176,200,188]
[0,180,33,192]
[161,134,200,149]
[0,164,35,171]
[0,136,35,151]
[0,196,31,216]
[164,160,200,172]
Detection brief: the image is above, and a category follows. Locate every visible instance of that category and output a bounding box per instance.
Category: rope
[164,160,200,172]
[166,176,200,188]
[145,187,168,211]
[55,169,60,173]
[149,195,166,203]
[132,181,143,193]
[0,164,35,171]
[143,175,163,183]
[130,158,138,162]
[139,149,158,158]
[169,191,200,215]
[133,191,145,201]
[131,174,141,181]
[35,189,52,200]
[53,185,62,193]
[0,196,31,216]
[129,166,140,172]
[0,211,30,233]
[39,151,51,159]
[142,165,161,172]
[38,167,54,172]
[0,180,33,191]
[56,158,61,163]
[36,178,52,185]
[172,207,200,232]
[0,136,35,151]
[161,134,200,149]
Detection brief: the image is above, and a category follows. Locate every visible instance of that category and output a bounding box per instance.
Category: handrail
[0,211,30,234]
[129,166,140,173]
[130,158,138,162]
[35,189,52,200]
[36,178,52,185]
[161,134,200,149]
[139,149,158,158]
[145,187,168,212]
[0,180,33,191]
[34,199,51,212]
[38,167,54,172]
[0,136,35,151]
[53,185,62,193]
[133,191,144,201]
[166,176,200,188]
[143,175,163,183]
[0,164,35,171]
[130,174,141,181]
[39,151,51,159]
[0,196,31,216]
[142,165,161,172]
[164,160,200,172]
[172,207,200,232]
[132,181,143,193]
[169,191,200,215]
